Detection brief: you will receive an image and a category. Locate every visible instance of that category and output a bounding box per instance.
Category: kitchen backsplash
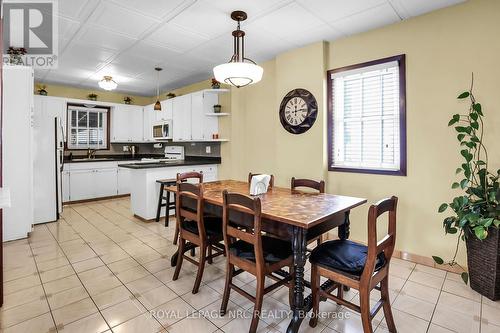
[65,142,221,158]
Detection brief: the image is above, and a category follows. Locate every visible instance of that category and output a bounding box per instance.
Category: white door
[172,94,192,141]
[94,168,118,197]
[143,105,154,142]
[62,170,70,202]
[69,169,95,201]
[111,105,130,142]
[129,106,144,142]
[117,168,131,195]
[191,92,204,140]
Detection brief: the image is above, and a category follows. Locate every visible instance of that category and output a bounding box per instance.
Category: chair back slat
[291,177,325,193]
[176,172,205,238]
[361,196,398,282]
[222,190,265,266]
[248,172,275,189]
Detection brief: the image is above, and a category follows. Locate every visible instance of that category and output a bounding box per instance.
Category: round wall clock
[279,88,318,134]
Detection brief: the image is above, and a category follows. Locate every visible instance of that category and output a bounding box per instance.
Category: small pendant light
[154,67,162,111]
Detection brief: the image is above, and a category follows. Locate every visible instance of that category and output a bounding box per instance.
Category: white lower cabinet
[117,168,131,195]
[94,169,119,198]
[69,169,96,201]
[62,170,70,202]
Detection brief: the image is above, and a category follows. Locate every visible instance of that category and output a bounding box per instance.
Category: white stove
[141,146,184,163]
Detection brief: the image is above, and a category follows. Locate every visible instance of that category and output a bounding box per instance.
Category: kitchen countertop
[118,157,221,169]
[64,154,165,163]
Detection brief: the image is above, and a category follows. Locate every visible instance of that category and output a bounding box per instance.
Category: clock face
[284,97,308,126]
[279,89,318,134]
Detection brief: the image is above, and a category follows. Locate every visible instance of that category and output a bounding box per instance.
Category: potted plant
[88,93,98,101]
[211,78,221,89]
[213,104,222,113]
[124,96,133,104]
[434,76,500,300]
[37,84,48,96]
[7,47,26,65]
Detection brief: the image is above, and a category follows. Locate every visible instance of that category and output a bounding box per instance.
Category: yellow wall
[34,82,152,105]
[225,0,500,265]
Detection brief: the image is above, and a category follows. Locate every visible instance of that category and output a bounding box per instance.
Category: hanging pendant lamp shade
[213,11,263,88]
[154,67,162,111]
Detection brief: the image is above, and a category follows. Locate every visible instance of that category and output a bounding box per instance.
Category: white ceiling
[37,0,465,96]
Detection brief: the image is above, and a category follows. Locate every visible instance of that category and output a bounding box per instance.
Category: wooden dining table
[166,180,366,333]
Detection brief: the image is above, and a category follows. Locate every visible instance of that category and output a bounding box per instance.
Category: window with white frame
[67,104,109,150]
[328,55,406,175]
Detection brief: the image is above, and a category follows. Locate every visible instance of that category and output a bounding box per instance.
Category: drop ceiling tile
[169,0,234,39]
[184,34,233,64]
[89,2,159,39]
[211,0,294,19]
[389,0,465,18]
[331,3,401,36]
[62,42,116,64]
[59,16,80,40]
[113,0,189,20]
[145,23,208,53]
[59,0,92,21]
[296,0,386,23]
[291,23,344,47]
[111,54,164,77]
[242,23,298,62]
[126,41,182,64]
[78,26,137,51]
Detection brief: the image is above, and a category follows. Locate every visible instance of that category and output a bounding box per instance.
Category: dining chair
[172,172,225,294]
[172,172,199,245]
[220,191,294,333]
[248,172,275,189]
[291,177,326,246]
[308,196,398,333]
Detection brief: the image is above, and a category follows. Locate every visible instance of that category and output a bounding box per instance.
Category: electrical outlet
[123,146,129,152]
[206,146,211,154]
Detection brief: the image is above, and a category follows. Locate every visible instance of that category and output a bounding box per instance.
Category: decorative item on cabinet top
[37,84,48,95]
[88,93,97,101]
[123,96,133,104]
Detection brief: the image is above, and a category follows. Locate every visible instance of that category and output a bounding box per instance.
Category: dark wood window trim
[65,103,111,151]
[327,54,407,176]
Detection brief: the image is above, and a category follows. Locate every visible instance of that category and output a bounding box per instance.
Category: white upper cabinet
[142,104,154,142]
[111,104,144,142]
[172,94,192,141]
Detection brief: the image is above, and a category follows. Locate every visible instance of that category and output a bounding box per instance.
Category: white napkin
[249,175,271,195]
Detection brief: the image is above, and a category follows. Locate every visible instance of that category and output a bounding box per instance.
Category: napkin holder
[249,175,271,196]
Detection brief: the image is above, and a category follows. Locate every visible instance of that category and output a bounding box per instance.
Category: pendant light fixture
[154,67,162,111]
[213,11,263,88]
[98,76,117,91]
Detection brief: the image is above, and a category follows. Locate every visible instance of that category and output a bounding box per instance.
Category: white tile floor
[1,198,499,333]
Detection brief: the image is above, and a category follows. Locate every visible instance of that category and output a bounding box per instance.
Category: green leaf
[455,168,462,174]
[457,134,466,141]
[438,203,448,213]
[473,103,482,115]
[448,227,458,234]
[460,179,468,189]
[474,226,488,240]
[470,112,478,121]
[448,114,460,126]
[458,91,470,99]
[461,272,469,284]
[471,121,479,130]
[476,160,486,166]
[452,182,460,189]
[455,126,469,133]
[432,256,444,265]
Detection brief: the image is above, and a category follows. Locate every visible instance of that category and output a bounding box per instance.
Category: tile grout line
[26,224,61,333]
[425,270,450,333]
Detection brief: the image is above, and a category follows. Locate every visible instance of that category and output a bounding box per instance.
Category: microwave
[152,120,172,140]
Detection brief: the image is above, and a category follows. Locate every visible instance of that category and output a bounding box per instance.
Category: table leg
[338,211,351,292]
[287,226,308,333]
[338,211,350,240]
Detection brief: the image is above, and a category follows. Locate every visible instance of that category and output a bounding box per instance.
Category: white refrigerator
[33,95,66,224]
[2,65,34,241]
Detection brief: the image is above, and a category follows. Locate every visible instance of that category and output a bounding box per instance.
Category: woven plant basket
[466,227,500,301]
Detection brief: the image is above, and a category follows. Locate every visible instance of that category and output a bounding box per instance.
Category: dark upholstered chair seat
[181,217,223,238]
[229,236,292,263]
[309,240,386,276]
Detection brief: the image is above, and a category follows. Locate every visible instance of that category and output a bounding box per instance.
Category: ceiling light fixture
[98,76,117,91]
[213,11,263,88]
[154,67,162,111]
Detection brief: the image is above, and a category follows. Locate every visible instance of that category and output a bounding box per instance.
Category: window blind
[331,61,401,172]
[67,105,108,149]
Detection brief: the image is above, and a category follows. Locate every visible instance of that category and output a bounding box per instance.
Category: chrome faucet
[87,148,97,159]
